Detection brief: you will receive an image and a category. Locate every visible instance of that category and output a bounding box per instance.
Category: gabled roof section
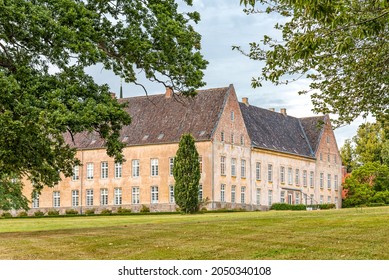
[239,103,317,158]
[299,116,326,153]
[65,87,229,148]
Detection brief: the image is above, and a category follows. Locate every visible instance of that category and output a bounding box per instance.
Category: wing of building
[23,84,342,213]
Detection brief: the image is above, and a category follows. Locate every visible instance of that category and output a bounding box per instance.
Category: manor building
[23,84,342,213]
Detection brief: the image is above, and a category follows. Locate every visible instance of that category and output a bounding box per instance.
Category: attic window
[157,133,164,140]
[142,135,149,140]
[231,111,235,121]
[199,131,206,136]
[90,139,96,145]
[282,146,286,150]
[293,149,298,154]
[122,136,129,142]
[263,143,267,147]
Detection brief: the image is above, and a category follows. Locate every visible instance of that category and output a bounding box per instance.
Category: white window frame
[86,163,94,180]
[221,156,226,176]
[256,188,261,205]
[151,159,159,177]
[231,185,236,203]
[310,171,314,187]
[280,166,285,183]
[199,156,203,174]
[151,186,159,203]
[169,158,174,176]
[280,191,285,203]
[72,165,79,181]
[296,193,300,205]
[53,191,60,208]
[295,169,300,186]
[268,190,273,206]
[241,186,246,204]
[169,185,175,204]
[115,162,122,178]
[132,187,140,204]
[132,159,140,177]
[101,161,108,179]
[86,189,93,206]
[32,193,39,208]
[71,190,79,207]
[320,173,324,188]
[231,111,235,121]
[320,195,324,204]
[335,175,339,190]
[268,164,273,182]
[303,170,307,187]
[327,174,331,189]
[256,162,261,180]
[114,188,122,205]
[241,159,246,178]
[100,188,108,206]
[288,167,293,185]
[220,184,225,202]
[231,133,234,144]
[231,158,236,177]
[198,184,203,201]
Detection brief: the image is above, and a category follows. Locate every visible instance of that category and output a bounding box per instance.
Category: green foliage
[34,210,45,217]
[0,0,207,210]
[1,212,12,218]
[100,209,112,215]
[117,207,132,214]
[318,204,336,210]
[173,134,200,213]
[85,208,95,215]
[238,0,389,126]
[340,139,356,173]
[271,203,306,211]
[0,176,29,211]
[47,209,60,216]
[139,205,150,213]
[17,211,28,217]
[65,209,78,215]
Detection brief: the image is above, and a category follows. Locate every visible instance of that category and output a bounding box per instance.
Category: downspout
[211,140,215,209]
[80,149,84,215]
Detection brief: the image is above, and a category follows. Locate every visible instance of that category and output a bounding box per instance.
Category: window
[295,169,300,185]
[310,171,314,187]
[32,193,39,208]
[114,188,122,205]
[303,170,307,187]
[220,184,225,202]
[198,184,203,201]
[241,159,246,178]
[231,158,237,176]
[256,188,261,205]
[335,197,339,206]
[268,190,273,206]
[288,167,293,185]
[334,155,338,164]
[320,173,324,188]
[53,191,60,208]
[169,158,174,176]
[280,166,285,183]
[326,135,330,143]
[100,189,108,206]
[320,195,324,204]
[87,163,94,180]
[221,156,226,175]
[240,135,244,145]
[132,159,140,177]
[296,193,300,205]
[320,153,323,161]
[72,165,79,181]
[72,190,79,207]
[241,186,246,204]
[221,131,224,142]
[231,111,235,121]
[101,162,108,179]
[151,186,158,203]
[327,196,331,203]
[256,162,261,180]
[280,191,285,203]
[334,175,339,190]
[304,194,308,205]
[169,185,175,204]
[327,154,330,162]
[231,133,234,144]
[132,187,140,204]
[310,194,314,205]
[86,189,93,206]
[327,174,331,189]
[199,156,203,174]
[151,159,159,176]
[231,185,236,203]
[268,164,273,182]
[115,162,122,178]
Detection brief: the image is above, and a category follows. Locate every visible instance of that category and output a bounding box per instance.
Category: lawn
[1,207,389,260]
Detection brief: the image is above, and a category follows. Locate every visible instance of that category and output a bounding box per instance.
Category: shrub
[34,210,45,217]
[47,209,60,216]
[65,209,78,215]
[317,203,336,210]
[366,203,386,207]
[17,211,28,217]
[117,207,132,214]
[140,205,150,213]
[100,209,112,215]
[271,203,306,211]
[1,212,12,218]
[85,208,95,215]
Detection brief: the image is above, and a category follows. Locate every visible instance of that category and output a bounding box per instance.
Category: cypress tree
[173,133,200,213]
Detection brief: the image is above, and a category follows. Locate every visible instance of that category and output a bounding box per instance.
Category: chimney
[110,92,116,99]
[242,97,249,106]
[268,108,275,112]
[165,86,173,98]
[280,108,287,115]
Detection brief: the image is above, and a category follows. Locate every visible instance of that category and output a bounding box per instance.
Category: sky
[86,0,372,148]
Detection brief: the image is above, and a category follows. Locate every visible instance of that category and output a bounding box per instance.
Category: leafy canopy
[0,0,207,210]
[237,0,389,126]
[173,133,200,214]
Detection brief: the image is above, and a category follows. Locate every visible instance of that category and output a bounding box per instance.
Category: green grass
[1,207,389,260]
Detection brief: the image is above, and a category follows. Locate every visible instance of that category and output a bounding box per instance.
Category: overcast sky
[87,0,372,148]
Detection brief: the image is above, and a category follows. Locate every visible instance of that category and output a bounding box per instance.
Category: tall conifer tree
[173,133,200,213]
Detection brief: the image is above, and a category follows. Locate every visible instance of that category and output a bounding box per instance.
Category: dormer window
[231,111,235,121]
[221,131,224,142]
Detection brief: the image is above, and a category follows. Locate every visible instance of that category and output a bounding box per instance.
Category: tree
[0,0,207,210]
[353,122,385,165]
[173,133,200,213]
[340,139,356,173]
[237,0,389,127]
